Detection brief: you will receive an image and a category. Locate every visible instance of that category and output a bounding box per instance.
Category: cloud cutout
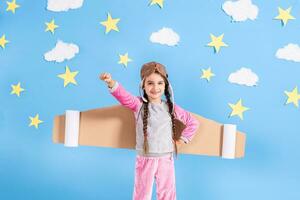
[44,40,79,63]
[47,0,84,12]
[222,0,258,22]
[276,43,300,62]
[150,27,180,46]
[228,67,258,86]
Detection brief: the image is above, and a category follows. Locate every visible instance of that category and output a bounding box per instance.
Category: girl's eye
[147,82,164,85]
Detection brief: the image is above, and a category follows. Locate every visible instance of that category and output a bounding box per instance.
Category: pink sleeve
[174,104,199,143]
[109,82,142,113]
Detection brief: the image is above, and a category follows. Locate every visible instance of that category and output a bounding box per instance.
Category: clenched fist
[99,72,116,88]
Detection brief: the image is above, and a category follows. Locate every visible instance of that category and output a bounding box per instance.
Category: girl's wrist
[107,80,115,88]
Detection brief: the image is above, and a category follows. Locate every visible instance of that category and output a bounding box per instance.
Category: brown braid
[142,92,149,154]
[164,81,178,157]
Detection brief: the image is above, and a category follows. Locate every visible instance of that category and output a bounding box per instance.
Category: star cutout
[11,82,24,97]
[284,86,300,107]
[228,99,249,120]
[207,33,228,53]
[150,0,164,8]
[57,66,79,87]
[100,13,120,34]
[29,114,43,129]
[201,67,215,82]
[274,7,295,26]
[6,0,20,14]
[45,19,59,34]
[118,53,132,67]
[0,34,9,49]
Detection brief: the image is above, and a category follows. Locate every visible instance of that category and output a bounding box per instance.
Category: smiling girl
[100,61,199,200]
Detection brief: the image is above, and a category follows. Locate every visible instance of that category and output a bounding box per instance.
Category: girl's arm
[109,82,142,112]
[174,104,200,144]
[100,73,142,112]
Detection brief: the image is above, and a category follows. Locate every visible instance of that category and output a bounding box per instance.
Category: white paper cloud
[222,0,258,22]
[44,40,79,63]
[150,27,180,46]
[47,0,84,12]
[276,43,300,62]
[228,67,258,86]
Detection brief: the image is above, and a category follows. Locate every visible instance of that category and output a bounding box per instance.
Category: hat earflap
[139,79,148,102]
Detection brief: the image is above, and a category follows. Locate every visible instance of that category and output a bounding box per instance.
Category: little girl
[100,61,199,200]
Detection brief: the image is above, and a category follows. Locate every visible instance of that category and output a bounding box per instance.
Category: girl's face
[143,73,166,103]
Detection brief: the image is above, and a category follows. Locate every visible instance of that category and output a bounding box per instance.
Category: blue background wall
[1,0,300,199]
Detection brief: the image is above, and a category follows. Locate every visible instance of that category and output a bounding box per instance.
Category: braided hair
[142,92,149,153]
[164,80,178,157]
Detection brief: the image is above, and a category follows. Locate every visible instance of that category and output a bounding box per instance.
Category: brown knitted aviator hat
[140,61,168,80]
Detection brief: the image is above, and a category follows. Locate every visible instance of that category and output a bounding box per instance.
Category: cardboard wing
[52,105,246,158]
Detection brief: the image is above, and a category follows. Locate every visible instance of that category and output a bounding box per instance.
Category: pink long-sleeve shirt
[109,82,199,154]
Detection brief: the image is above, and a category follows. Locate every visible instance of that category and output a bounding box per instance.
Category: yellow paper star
[100,13,120,34]
[228,99,249,120]
[10,82,24,97]
[6,0,20,14]
[207,33,228,53]
[45,19,59,34]
[201,67,215,82]
[284,86,300,107]
[118,53,132,67]
[274,7,295,26]
[29,114,43,129]
[150,0,164,8]
[0,34,9,49]
[57,66,79,87]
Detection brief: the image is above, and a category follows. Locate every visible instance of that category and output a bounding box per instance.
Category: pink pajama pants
[132,154,176,200]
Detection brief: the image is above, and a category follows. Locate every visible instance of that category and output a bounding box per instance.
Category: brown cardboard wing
[52,105,246,158]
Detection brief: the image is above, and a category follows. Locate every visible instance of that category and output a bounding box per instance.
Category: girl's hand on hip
[175,139,185,147]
